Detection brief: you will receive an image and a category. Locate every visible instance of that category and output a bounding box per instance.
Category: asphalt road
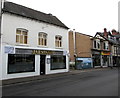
[2,68,118,96]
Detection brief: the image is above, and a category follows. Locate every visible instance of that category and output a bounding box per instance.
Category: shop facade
[1,1,69,80]
[101,51,112,67]
[92,50,112,67]
[91,30,112,68]
[92,50,101,67]
[2,46,68,80]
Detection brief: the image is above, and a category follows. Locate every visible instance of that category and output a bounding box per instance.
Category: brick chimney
[111,29,118,35]
[103,28,108,38]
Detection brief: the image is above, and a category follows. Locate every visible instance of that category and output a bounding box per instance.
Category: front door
[40,55,46,75]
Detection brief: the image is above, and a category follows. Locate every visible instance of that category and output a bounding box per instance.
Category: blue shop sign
[76,58,93,69]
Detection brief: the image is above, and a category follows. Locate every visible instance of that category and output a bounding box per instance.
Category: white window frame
[16,28,28,45]
[55,35,62,48]
[103,41,109,50]
[38,32,47,46]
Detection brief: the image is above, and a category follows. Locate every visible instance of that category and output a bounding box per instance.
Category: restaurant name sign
[15,49,63,55]
[32,50,53,55]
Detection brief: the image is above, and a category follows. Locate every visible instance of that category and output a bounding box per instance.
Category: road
[2,68,118,96]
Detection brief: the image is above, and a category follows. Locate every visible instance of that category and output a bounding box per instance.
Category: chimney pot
[112,29,118,35]
[104,28,107,32]
[103,28,108,38]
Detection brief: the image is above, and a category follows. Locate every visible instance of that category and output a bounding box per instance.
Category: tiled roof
[3,1,69,29]
[96,32,120,45]
[112,34,120,38]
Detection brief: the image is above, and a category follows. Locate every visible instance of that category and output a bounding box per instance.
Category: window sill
[55,47,63,49]
[37,45,48,48]
[93,48,100,50]
[15,44,30,47]
[103,49,109,51]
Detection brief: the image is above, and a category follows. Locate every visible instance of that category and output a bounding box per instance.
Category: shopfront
[2,46,69,80]
[92,50,101,67]
[101,51,111,67]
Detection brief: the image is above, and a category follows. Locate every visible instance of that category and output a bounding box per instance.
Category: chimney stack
[111,29,118,35]
[103,28,108,38]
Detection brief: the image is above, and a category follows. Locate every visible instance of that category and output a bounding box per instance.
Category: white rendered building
[0,1,69,81]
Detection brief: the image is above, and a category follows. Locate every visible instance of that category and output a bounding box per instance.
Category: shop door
[40,55,46,75]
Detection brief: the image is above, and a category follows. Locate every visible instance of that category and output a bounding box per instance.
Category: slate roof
[112,34,120,38]
[96,32,120,45]
[3,1,69,29]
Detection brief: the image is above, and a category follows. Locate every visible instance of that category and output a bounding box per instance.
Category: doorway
[40,55,46,75]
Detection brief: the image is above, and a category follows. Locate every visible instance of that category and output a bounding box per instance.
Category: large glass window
[16,29,28,44]
[38,32,47,46]
[55,35,62,47]
[8,54,35,74]
[51,55,66,70]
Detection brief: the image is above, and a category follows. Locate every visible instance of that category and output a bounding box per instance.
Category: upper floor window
[55,35,62,47]
[103,42,109,50]
[103,42,106,50]
[16,28,28,44]
[38,32,47,46]
[97,43,100,49]
[94,40,96,49]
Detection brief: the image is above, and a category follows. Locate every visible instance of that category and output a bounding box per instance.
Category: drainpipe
[73,29,77,69]
[0,0,3,96]
[0,0,4,89]
[73,29,77,62]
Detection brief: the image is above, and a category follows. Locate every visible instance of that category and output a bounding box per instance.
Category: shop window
[38,32,47,46]
[8,54,35,74]
[16,29,28,44]
[51,55,66,70]
[55,35,62,47]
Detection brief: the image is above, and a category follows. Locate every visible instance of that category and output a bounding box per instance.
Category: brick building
[69,30,93,69]
[91,28,114,68]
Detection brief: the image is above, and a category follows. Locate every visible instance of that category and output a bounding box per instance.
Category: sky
[7,0,119,36]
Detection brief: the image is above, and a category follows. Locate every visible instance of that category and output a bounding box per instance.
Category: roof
[3,1,69,29]
[95,32,120,45]
[76,32,93,37]
[112,34,120,38]
[94,32,108,40]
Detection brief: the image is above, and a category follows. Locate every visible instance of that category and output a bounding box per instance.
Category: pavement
[2,67,111,86]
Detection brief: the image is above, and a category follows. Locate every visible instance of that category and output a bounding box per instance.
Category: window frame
[50,55,66,70]
[16,28,28,45]
[103,41,109,50]
[38,32,47,46]
[94,40,97,49]
[55,35,62,48]
[8,54,35,74]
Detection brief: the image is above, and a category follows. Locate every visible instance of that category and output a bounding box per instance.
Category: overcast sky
[8,0,119,36]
